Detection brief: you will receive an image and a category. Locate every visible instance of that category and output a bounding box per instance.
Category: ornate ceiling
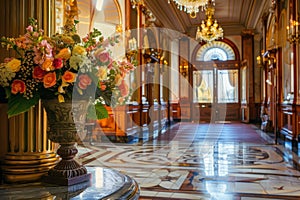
[144,0,273,38]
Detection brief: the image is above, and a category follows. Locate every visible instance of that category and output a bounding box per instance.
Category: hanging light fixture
[195,0,223,43]
[168,0,211,18]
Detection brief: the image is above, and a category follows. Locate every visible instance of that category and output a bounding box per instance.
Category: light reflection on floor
[77,122,300,199]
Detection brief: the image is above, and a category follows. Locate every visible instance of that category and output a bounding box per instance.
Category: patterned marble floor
[77,122,300,200]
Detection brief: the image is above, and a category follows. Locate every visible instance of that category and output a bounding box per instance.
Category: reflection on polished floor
[78,122,300,200]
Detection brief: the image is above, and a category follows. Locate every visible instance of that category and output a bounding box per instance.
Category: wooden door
[192,68,240,122]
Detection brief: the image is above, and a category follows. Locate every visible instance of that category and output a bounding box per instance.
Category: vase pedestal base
[42,173,91,186]
[41,143,91,186]
[2,152,59,183]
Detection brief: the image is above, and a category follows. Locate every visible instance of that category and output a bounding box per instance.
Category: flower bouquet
[0,18,135,119]
[0,18,135,185]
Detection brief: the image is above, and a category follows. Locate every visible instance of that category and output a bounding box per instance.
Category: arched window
[195,41,236,61]
[203,48,228,61]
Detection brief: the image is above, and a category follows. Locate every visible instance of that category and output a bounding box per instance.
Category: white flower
[0,64,15,87]
[69,55,90,70]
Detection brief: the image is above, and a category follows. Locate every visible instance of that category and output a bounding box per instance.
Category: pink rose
[78,74,92,90]
[118,80,129,97]
[26,25,33,32]
[97,52,110,63]
[33,32,39,37]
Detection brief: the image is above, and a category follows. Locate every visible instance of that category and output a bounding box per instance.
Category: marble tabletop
[0,167,140,200]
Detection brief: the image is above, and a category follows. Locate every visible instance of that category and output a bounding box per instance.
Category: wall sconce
[128,37,137,51]
[126,49,137,61]
[267,56,276,66]
[262,50,276,68]
[115,24,123,33]
[256,55,261,66]
[126,37,138,61]
[256,50,266,67]
[130,0,144,8]
[143,48,160,63]
[287,19,300,43]
[179,63,188,77]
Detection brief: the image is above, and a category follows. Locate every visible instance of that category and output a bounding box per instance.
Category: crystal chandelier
[195,0,223,43]
[168,0,211,18]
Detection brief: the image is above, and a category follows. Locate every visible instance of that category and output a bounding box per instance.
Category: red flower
[52,58,63,69]
[33,66,46,80]
[11,79,26,94]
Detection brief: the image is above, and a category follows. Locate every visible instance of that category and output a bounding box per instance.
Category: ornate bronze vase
[42,99,91,186]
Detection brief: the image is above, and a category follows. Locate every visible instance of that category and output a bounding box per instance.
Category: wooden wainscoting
[93,102,168,143]
[192,103,212,123]
[279,104,297,141]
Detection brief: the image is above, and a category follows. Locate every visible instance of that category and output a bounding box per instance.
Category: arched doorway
[191,39,241,122]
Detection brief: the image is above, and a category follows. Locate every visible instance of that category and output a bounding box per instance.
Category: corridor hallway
[77,122,300,200]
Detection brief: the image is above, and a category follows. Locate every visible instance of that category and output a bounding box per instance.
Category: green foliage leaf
[7,94,40,118]
[86,101,108,120]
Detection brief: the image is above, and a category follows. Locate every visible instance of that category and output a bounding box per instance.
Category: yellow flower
[58,94,65,103]
[58,85,65,93]
[6,59,21,72]
[58,81,69,94]
[114,74,123,86]
[55,48,71,60]
[60,35,75,45]
[98,66,107,81]
[72,45,86,56]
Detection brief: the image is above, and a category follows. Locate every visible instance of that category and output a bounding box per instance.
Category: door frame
[191,61,241,122]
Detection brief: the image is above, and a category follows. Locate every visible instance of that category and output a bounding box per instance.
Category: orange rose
[33,66,46,80]
[62,70,76,83]
[41,59,54,71]
[43,72,57,88]
[11,79,26,94]
[99,82,106,91]
[55,48,71,60]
